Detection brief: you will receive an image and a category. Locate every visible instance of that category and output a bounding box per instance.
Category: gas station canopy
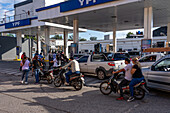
[36,0,170,32]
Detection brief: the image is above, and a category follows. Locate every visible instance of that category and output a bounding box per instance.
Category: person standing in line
[53,51,56,60]
[52,55,59,68]
[21,52,26,59]
[38,53,44,61]
[20,56,31,84]
[48,51,54,69]
[20,52,26,71]
[60,54,65,66]
[32,55,41,84]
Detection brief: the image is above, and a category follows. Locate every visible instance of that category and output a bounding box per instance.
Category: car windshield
[103,53,112,57]
[73,55,83,59]
[115,53,128,58]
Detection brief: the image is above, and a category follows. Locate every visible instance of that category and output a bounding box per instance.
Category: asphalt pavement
[0,61,170,113]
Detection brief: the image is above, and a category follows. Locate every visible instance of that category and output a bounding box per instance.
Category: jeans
[34,69,40,83]
[49,62,53,69]
[22,69,30,82]
[118,79,130,97]
[65,71,80,83]
[129,77,144,97]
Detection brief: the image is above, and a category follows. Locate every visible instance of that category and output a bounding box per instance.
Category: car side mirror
[151,65,155,71]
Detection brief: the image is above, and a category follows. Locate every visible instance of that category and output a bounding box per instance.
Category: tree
[68,35,73,41]
[24,35,37,40]
[79,38,87,41]
[7,33,14,37]
[126,32,134,38]
[90,37,97,41]
[51,35,62,39]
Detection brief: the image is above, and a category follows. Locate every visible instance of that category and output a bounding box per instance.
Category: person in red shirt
[21,52,26,59]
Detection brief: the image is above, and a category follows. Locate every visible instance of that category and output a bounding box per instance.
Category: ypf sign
[79,0,96,6]
[60,0,116,12]
[5,18,31,29]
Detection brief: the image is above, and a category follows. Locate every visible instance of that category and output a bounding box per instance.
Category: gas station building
[1,0,170,60]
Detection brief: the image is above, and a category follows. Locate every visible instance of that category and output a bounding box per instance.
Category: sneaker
[25,82,28,85]
[116,97,124,100]
[64,82,69,86]
[127,97,135,102]
[21,81,24,84]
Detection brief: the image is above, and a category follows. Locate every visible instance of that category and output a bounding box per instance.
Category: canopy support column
[113,6,117,53]
[73,19,79,54]
[16,31,22,59]
[113,27,117,52]
[64,30,68,57]
[144,7,153,39]
[37,26,41,54]
[45,27,50,59]
[167,23,170,47]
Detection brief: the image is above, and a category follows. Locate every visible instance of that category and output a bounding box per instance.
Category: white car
[78,54,126,80]
[143,54,170,92]
[139,53,165,67]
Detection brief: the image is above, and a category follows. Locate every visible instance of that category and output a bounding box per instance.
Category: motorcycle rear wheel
[54,76,62,87]
[134,87,145,100]
[100,81,112,95]
[73,79,83,91]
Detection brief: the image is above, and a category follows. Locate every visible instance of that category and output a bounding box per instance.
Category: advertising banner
[141,39,152,55]
[141,39,152,50]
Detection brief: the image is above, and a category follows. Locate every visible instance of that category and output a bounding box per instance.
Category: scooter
[39,69,54,84]
[100,74,147,100]
[53,69,85,90]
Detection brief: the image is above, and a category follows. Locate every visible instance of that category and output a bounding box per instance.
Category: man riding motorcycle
[112,58,132,100]
[60,57,80,85]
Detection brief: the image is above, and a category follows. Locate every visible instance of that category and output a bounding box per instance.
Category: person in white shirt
[61,57,80,84]
[20,56,31,84]
[53,55,59,68]
[112,58,132,100]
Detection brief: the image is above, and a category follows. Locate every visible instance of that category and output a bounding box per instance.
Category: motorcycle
[53,69,84,90]
[39,69,54,84]
[100,74,147,100]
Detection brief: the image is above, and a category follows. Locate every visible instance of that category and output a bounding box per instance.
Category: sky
[0,0,156,40]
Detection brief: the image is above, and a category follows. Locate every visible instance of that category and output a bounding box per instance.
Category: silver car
[143,54,170,92]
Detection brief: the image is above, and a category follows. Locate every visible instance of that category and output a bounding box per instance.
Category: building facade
[79,36,167,53]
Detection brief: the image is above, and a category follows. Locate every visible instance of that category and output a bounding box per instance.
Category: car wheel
[97,70,106,80]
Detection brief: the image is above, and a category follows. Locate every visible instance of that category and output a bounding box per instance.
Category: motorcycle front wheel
[47,75,53,84]
[134,87,145,100]
[73,79,83,91]
[54,76,62,87]
[100,81,112,95]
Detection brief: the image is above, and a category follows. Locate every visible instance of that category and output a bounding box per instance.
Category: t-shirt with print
[124,63,133,81]
[21,60,30,70]
[132,64,144,78]
[33,60,41,69]
[53,58,59,67]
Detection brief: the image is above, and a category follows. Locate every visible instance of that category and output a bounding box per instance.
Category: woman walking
[20,56,30,84]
